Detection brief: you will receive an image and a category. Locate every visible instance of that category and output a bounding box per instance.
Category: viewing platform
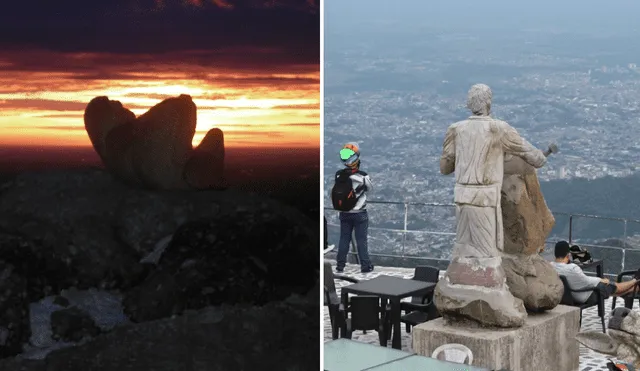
[323,262,616,371]
[324,200,640,371]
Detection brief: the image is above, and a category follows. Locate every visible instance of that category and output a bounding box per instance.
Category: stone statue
[434,84,548,328]
[500,145,563,311]
[84,95,225,190]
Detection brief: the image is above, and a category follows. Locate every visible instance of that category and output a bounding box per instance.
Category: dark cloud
[0,49,319,76]
[204,76,320,87]
[0,99,148,112]
[159,0,318,13]
[0,0,319,71]
[0,99,88,111]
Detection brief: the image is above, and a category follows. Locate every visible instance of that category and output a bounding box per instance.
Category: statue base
[412,305,580,371]
[434,268,528,328]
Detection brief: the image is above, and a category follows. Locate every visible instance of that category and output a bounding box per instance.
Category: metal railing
[324,200,640,277]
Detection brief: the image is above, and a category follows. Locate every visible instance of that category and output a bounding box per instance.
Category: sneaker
[323,244,335,255]
[361,265,374,273]
[335,267,344,274]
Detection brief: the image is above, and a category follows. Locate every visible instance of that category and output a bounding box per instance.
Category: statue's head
[467,84,492,116]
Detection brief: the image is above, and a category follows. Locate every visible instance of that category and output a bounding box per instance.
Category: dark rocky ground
[0,169,319,370]
[1,296,318,371]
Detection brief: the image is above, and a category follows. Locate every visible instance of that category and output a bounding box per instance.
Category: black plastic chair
[339,295,391,347]
[324,217,328,251]
[559,275,606,333]
[611,270,640,310]
[323,261,359,339]
[400,266,440,333]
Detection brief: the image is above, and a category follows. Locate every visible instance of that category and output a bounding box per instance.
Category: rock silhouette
[84,95,225,190]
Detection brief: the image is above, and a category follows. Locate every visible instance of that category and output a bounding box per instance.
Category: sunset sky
[0,0,319,148]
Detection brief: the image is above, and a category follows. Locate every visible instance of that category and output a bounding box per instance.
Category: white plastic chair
[431,343,473,365]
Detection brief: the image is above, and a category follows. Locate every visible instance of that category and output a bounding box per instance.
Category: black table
[340,275,436,350]
[574,259,604,278]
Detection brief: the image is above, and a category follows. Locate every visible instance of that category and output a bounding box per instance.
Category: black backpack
[331,169,364,211]
[570,244,592,264]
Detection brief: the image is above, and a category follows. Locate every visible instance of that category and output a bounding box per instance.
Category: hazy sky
[0,0,320,148]
[325,0,640,34]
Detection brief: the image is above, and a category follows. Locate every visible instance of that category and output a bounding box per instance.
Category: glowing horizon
[0,65,319,149]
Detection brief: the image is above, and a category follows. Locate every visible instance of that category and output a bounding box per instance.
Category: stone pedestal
[412,305,580,371]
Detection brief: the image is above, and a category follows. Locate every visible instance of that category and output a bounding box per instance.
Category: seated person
[552,240,639,304]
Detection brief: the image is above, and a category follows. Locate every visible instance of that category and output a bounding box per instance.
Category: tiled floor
[323,262,622,371]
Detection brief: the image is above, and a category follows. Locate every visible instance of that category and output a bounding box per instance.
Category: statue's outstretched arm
[501,124,547,169]
[440,126,456,175]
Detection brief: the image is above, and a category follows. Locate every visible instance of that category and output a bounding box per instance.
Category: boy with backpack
[331,142,374,273]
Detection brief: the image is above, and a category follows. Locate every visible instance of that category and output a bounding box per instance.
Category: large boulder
[0,171,147,291]
[0,169,315,293]
[501,155,562,311]
[0,261,30,358]
[122,209,318,322]
[50,306,101,343]
[434,256,527,328]
[0,296,318,371]
[502,254,564,311]
[0,233,77,301]
[84,95,225,190]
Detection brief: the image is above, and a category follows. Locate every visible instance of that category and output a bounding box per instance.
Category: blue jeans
[336,210,372,270]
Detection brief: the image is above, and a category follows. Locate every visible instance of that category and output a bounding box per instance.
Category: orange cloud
[0,51,319,149]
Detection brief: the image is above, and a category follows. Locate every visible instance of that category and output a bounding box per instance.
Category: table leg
[391,298,402,350]
[340,291,349,338]
[380,298,389,347]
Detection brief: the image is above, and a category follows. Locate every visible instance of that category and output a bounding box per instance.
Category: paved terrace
[324,262,620,371]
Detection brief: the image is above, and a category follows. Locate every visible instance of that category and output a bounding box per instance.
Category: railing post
[403,203,409,232]
[622,219,628,272]
[401,203,409,257]
[568,215,573,244]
